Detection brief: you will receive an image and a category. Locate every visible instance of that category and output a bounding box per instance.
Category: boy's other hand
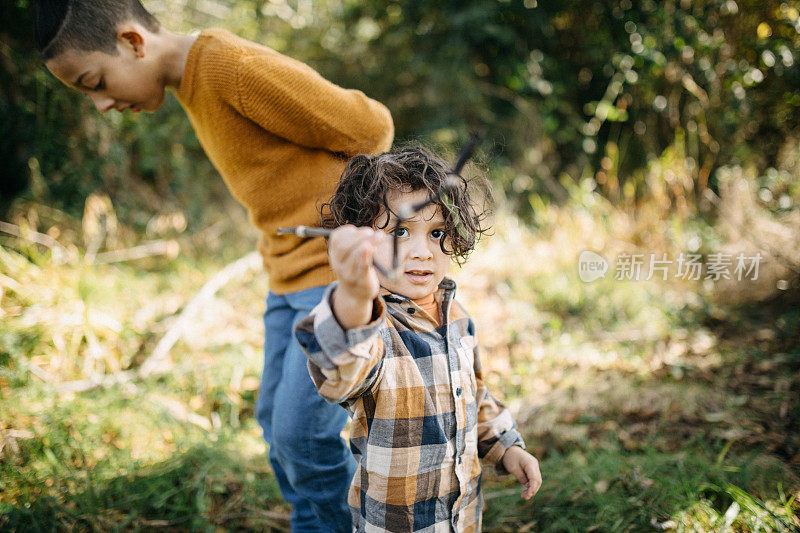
[501,446,542,500]
[329,225,386,329]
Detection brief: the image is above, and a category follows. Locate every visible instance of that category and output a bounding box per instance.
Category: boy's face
[373,188,451,300]
[45,29,166,114]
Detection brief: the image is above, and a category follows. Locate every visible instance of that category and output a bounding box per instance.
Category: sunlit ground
[1,179,798,531]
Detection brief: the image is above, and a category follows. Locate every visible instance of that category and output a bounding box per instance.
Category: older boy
[34,1,393,531]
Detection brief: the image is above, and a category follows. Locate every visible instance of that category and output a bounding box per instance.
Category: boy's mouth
[405,269,433,284]
[117,104,141,113]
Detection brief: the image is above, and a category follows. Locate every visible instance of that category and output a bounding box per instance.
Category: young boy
[295,147,542,531]
[34,1,393,530]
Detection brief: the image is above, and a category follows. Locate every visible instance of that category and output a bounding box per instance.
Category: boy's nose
[408,237,434,260]
[88,93,115,113]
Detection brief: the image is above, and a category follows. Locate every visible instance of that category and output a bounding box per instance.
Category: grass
[483,448,797,532]
[1,186,799,531]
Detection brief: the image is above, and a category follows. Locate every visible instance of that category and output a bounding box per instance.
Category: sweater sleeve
[295,283,387,404]
[217,46,393,156]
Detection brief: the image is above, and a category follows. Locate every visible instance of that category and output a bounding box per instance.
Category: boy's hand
[501,446,542,500]
[329,225,386,329]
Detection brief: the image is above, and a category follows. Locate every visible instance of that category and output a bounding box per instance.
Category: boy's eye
[430,229,444,239]
[393,227,409,238]
[93,78,104,91]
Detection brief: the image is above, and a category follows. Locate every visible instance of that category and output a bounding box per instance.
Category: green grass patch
[482,447,797,532]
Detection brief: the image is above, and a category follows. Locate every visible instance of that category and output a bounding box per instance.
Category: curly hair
[320,145,491,264]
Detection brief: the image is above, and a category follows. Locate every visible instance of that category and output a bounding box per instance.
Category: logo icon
[578,250,608,282]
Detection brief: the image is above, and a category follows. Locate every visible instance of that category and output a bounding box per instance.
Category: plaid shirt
[295,278,525,532]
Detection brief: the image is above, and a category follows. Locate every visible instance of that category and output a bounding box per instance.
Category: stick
[27,361,58,384]
[394,133,482,220]
[56,370,138,394]
[40,251,263,395]
[0,220,70,263]
[94,240,179,264]
[149,393,212,431]
[276,226,331,238]
[277,226,397,278]
[139,251,262,377]
[451,131,482,175]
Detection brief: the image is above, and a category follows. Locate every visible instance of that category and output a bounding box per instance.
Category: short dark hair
[321,145,492,265]
[34,0,160,60]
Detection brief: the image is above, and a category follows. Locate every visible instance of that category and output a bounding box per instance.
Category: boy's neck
[153,29,198,90]
[410,292,436,306]
[411,291,440,326]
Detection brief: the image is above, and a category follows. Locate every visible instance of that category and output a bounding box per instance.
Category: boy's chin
[142,92,166,112]
[380,280,437,300]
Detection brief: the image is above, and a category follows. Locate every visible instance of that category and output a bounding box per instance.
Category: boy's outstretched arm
[328,226,384,329]
[211,41,393,156]
[294,226,389,403]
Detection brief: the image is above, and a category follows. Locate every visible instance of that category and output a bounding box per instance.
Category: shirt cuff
[483,428,526,475]
[312,282,386,365]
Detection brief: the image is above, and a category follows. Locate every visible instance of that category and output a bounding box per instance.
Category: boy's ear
[116,24,147,58]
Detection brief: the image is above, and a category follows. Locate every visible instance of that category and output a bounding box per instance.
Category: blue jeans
[256,285,355,532]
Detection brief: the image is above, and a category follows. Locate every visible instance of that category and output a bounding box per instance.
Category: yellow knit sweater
[176,29,394,294]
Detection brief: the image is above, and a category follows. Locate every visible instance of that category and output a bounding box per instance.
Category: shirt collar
[379,278,456,327]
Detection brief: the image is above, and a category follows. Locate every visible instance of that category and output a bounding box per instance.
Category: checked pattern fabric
[295,278,525,532]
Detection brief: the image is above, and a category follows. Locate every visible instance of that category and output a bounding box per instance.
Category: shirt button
[456,387,462,396]
[457,456,462,464]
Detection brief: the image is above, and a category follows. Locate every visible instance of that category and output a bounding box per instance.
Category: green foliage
[264,0,800,213]
[481,448,796,532]
[3,0,799,222]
